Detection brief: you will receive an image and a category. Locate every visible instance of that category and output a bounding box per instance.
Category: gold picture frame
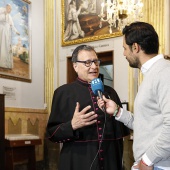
[0,0,31,82]
[61,0,122,46]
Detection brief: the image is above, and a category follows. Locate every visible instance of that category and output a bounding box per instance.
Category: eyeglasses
[76,59,101,67]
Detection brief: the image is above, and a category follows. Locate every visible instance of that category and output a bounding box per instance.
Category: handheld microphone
[91,78,105,112]
[91,78,104,98]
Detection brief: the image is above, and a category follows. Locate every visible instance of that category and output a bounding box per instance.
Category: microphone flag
[91,78,104,98]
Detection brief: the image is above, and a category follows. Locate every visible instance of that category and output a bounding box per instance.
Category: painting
[0,0,31,82]
[62,0,122,46]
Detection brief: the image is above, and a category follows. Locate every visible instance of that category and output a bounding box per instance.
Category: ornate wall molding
[5,107,48,161]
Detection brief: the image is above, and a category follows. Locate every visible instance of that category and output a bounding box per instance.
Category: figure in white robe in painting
[0,4,20,69]
[64,0,85,41]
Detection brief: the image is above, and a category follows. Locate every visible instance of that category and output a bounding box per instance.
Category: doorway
[67,50,114,86]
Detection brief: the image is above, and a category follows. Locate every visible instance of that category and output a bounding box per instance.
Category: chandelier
[99,0,144,33]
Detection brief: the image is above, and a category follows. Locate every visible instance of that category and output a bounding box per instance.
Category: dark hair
[71,45,97,62]
[122,22,159,54]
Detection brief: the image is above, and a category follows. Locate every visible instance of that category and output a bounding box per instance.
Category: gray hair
[71,45,97,63]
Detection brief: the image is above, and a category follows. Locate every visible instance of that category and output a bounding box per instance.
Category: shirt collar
[141,54,164,75]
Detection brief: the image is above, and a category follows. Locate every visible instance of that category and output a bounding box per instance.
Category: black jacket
[46,78,130,170]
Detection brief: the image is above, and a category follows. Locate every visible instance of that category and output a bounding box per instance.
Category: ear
[132,43,140,52]
[73,63,78,73]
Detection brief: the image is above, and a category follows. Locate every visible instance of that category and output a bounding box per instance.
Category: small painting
[0,0,31,82]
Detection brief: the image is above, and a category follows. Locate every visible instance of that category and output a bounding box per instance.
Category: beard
[128,57,140,69]
[129,62,138,68]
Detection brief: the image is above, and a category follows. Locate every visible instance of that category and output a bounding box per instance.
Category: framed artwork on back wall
[0,0,31,82]
[61,0,122,46]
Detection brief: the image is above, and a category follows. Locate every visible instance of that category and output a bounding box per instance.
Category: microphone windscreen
[91,78,104,95]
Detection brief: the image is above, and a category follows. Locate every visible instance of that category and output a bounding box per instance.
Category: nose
[91,61,97,68]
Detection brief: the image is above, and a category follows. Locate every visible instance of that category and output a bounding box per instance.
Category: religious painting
[0,0,31,82]
[62,0,122,46]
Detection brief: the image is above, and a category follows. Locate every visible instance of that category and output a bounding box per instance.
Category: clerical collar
[76,77,90,87]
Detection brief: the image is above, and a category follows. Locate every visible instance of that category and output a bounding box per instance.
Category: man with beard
[97,22,170,170]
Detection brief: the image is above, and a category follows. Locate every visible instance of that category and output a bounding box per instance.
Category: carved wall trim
[5,107,48,161]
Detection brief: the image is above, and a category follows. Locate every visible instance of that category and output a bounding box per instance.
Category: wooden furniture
[0,94,5,170]
[5,134,42,170]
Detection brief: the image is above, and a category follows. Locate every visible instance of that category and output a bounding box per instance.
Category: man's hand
[133,160,153,170]
[97,95,118,115]
[71,102,97,130]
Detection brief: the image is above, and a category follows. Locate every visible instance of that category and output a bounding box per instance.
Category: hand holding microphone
[98,95,121,117]
[91,78,121,116]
